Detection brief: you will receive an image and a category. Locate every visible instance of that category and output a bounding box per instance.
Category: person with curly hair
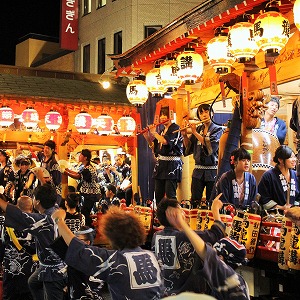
[52,206,163,300]
[210,147,257,210]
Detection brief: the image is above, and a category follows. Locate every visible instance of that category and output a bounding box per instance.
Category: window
[83,44,90,73]
[98,38,106,74]
[83,0,91,15]
[114,31,122,55]
[144,25,162,38]
[98,0,106,8]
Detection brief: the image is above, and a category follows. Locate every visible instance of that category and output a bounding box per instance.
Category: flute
[137,119,170,135]
[173,119,210,133]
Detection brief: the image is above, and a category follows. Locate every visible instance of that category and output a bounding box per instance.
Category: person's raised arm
[64,168,81,180]
[211,193,223,222]
[166,206,207,260]
[52,209,75,246]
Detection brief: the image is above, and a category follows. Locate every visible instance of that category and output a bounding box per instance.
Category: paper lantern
[254,7,290,55]
[117,116,136,136]
[97,115,114,135]
[126,80,149,106]
[21,107,39,129]
[145,67,166,96]
[45,110,62,131]
[228,22,259,60]
[207,31,236,74]
[160,59,182,89]
[74,111,92,134]
[294,0,300,31]
[176,48,204,84]
[0,106,14,128]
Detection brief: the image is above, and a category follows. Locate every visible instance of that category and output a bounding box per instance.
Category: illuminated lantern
[228,22,259,61]
[207,29,236,74]
[287,223,300,271]
[126,80,149,106]
[229,211,244,242]
[160,59,182,89]
[74,111,92,134]
[253,7,290,55]
[45,110,62,131]
[0,106,14,128]
[278,217,293,270]
[117,116,136,136]
[294,0,300,30]
[97,114,114,135]
[197,209,214,231]
[145,67,166,96]
[21,107,39,129]
[176,48,203,84]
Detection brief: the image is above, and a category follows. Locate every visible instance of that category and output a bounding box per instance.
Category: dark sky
[0,1,61,65]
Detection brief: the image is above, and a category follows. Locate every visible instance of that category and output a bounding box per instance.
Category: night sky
[0,1,61,65]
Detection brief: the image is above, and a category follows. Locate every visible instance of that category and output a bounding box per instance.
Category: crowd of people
[0,97,298,299]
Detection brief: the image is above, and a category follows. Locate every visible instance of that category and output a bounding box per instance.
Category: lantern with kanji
[97,114,114,135]
[126,80,149,106]
[160,59,182,89]
[253,6,290,55]
[0,106,14,128]
[145,67,166,96]
[45,110,63,131]
[228,22,259,61]
[74,111,92,134]
[117,116,136,136]
[207,28,236,74]
[176,48,203,84]
[21,107,39,129]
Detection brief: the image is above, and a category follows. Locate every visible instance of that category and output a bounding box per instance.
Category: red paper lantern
[74,111,92,134]
[0,106,14,128]
[45,110,63,131]
[97,115,114,135]
[21,107,39,129]
[117,116,136,136]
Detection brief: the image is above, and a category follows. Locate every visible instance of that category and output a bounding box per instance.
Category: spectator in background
[2,196,39,300]
[52,206,163,300]
[0,150,15,203]
[40,140,62,205]
[64,192,85,233]
[182,104,223,208]
[64,149,101,227]
[260,96,286,144]
[152,195,225,296]
[111,154,132,206]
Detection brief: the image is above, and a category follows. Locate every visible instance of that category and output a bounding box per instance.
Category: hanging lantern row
[0,107,136,137]
[208,4,290,74]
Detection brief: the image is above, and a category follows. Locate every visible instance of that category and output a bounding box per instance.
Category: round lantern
[0,106,14,128]
[294,0,300,31]
[45,110,62,131]
[97,114,114,135]
[21,107,39,129]
[228,22,259,61]
[207,31,236,74]
[117,116,136,136]
[253,7,290,55]
[160,59,182,89]
[126,80,149,106]
[145,67,166,96]
[176,48,204,84]
[74,111,92,134]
